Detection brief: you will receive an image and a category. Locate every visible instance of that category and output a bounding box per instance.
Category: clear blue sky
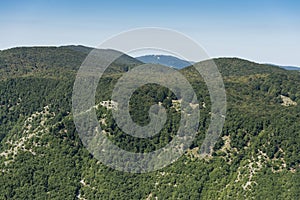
[1,0,299,66]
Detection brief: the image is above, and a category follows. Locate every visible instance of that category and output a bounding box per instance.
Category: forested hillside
[0,46,299,199]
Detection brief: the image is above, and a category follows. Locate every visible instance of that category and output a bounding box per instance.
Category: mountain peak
[136,54,194,69]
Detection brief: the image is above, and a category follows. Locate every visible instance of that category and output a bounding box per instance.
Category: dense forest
[0,46,299,199]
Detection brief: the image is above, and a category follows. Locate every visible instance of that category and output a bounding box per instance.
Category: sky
[0,0,299,66]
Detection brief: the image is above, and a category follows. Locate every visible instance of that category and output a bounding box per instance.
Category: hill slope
[0,46,299,199]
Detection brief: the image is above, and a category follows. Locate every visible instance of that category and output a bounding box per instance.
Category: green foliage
[0,47,299,199]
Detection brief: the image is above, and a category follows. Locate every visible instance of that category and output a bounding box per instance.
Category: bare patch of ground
[280,95,297,106]
[99,100,118,110]
[0,105,54,164]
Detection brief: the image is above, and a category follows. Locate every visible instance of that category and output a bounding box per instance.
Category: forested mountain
[0,46,299,199]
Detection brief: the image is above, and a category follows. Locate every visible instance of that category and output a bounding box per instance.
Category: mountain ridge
[1,45,298,71]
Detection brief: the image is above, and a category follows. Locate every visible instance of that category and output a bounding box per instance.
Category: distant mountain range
[277,66,300,71]
[136,55,194,69]
[136,54,300,71]
[264,63,300,71]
